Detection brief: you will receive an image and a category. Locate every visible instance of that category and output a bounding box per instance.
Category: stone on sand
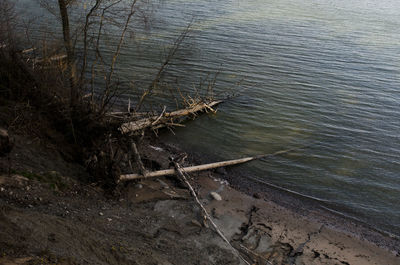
[210,191,222,201]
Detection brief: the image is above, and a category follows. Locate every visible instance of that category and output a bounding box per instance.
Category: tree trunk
[57,0,78,107]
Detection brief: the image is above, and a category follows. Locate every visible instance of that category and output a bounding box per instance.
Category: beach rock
[253,192,262,199]
[210,191,222,201]
[157,179,169,189]
[190,219,202,228]
[211,207,223,219]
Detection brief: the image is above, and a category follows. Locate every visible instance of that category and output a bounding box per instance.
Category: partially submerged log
[119,148,295,181]
[120,100,222,134]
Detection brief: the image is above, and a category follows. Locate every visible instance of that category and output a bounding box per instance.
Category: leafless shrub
[0,0,218,186]
[0,0,17,48]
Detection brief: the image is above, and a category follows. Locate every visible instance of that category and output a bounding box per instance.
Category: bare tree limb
[135,21,193,112]
[131,140,147,176]
[80,0,101,88]
[100,0,138,113]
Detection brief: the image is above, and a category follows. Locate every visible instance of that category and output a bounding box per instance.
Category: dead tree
[57,0,78,107]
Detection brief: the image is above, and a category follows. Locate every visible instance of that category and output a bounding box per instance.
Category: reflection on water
[19,0,400,235]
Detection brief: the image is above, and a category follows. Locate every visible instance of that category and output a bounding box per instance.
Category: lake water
[19,0,400,236]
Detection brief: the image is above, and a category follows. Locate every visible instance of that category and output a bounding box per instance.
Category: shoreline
[193,171,400,265]
[160,141,400,255]
[230,168,400,246]
[0,132,399,264]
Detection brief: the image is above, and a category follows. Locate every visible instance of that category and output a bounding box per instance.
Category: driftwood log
[120,100,222,134]
[119,148,296,181]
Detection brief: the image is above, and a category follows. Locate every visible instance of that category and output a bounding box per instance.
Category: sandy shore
[194,173,399,264]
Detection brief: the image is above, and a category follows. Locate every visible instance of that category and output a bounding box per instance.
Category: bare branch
[135,21,193,112]
[100,0,138,113]
[79,0,101,88]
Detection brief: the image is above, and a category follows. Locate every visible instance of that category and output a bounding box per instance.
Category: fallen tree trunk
[120,100,222,134]
[119,148,295,181]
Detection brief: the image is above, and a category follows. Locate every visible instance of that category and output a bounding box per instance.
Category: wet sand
[140,141,400,264]
[194,173,400,264]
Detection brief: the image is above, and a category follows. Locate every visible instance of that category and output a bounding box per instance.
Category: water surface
[154,0,400,236]
[18,0,400,236]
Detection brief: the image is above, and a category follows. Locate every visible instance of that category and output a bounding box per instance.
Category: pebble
[253,193,262,199]
[0,187,4,192]
[190,219,202,228]
[99,212,104,216]
[210,191,222,201]
[157,179,169,189]
[107,218,112,222]
[211,207,220,219]
[149,145,163,152]
[135,184,143,189]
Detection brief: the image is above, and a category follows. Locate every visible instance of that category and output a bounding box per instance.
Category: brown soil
[0,134,241,265]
